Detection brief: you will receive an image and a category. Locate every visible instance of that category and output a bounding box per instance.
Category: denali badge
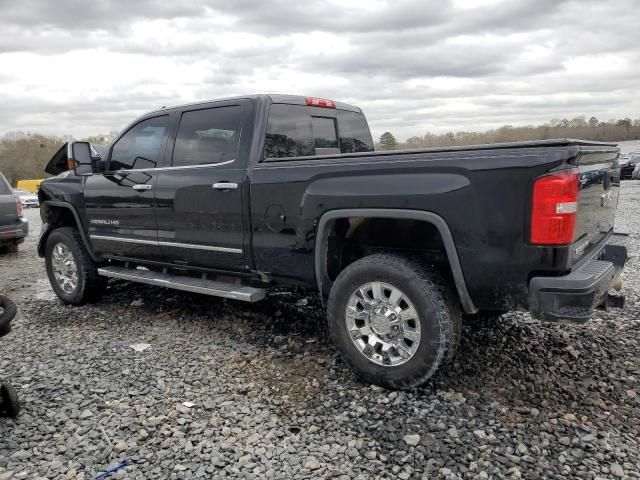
[91,219,120,226]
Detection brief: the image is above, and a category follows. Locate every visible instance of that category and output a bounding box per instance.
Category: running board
[97,266,266,302]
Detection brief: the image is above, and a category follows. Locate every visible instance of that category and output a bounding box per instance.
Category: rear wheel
[327,253,461,390]
[45,227,106,305]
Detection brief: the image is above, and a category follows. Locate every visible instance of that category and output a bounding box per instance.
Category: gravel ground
[0,183,639,480]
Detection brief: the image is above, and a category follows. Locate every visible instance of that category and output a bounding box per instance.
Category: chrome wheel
[51,242,78,294]
[345,281,421,366]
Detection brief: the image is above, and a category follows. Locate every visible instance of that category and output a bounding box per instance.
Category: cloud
[0,0,206,31]
[0,0,638,140]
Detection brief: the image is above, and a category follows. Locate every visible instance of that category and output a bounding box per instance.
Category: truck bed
[252,137,620,311]
[262,138,618,162]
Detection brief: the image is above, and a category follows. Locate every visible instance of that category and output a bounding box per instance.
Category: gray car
[0,172,28,253]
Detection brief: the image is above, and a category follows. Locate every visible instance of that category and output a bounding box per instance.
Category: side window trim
[169,103,245,168]
[106,114,171,172]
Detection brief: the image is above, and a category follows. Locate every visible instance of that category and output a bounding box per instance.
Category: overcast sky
[0,0,638,141]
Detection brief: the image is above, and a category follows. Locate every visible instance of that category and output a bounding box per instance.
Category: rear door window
[172,106,243,166]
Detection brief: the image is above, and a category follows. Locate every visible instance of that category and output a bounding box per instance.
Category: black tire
[0,382,20,418]
[327,253,461,390]
[45,227,106,305]
[0,295,17,337]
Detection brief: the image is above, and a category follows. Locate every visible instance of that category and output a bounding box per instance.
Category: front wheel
[45,227,106,305]
[327,253,461,390]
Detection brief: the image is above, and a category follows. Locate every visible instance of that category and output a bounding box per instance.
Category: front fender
[38,201,100,262]
[37,222,53,258]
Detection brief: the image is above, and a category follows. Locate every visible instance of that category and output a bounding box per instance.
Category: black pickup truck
[40,94,627,389]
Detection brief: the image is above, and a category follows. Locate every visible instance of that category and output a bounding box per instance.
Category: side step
[97,266,266,302]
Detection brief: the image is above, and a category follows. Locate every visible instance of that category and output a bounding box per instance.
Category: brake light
[306,97,336,109]
[530,169,579,245]
[16,197,23,216]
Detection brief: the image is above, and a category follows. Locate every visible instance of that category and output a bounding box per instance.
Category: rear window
[312,117,338,149]
[264,104,374,159]
[0,174,12,195]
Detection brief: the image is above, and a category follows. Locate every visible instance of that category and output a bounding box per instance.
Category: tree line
[378,116,640,150]
[0,131,118,187]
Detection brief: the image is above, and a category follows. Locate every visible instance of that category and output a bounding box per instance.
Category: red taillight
[16,197,23,216]
[530,169,579,245]
[306,97,336,109]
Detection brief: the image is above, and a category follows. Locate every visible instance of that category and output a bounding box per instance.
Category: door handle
[132,184,153,191]
[212,182,238,190]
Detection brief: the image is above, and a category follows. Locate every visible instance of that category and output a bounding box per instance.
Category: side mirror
[68,142,94,176]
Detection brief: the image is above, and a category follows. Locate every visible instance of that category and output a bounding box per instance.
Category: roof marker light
[306,97,336,109]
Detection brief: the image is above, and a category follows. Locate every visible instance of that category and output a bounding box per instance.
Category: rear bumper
[0,218,29,243]
[528,232,628,322]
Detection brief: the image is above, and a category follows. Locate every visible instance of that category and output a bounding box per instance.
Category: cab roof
[148,94,362,115]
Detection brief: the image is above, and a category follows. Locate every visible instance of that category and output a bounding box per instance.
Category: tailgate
[572,145,620,263]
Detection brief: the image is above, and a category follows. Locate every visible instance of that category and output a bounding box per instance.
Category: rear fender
[314,208,477,314]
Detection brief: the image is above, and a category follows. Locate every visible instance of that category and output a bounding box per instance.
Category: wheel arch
[314,208,477,314]
[38,201,99,261]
